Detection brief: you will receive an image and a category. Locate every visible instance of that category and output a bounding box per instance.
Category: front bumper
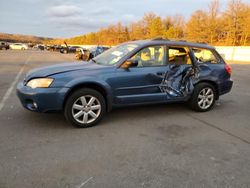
[16,82,70,112]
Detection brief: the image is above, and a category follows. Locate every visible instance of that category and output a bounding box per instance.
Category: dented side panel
[159,64,198,99]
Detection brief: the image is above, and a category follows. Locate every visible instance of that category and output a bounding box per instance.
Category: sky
[0,0,249,38]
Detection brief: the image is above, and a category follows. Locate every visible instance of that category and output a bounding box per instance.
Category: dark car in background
[17,38,233,128]
[34,44,45,51]
[60,46,81,54]
[46,45,63,52]
[75,46,110,61]
[0,41,9,50]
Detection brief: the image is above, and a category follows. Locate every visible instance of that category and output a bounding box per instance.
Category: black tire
[188,82,216,112]
[63,50,67,54]
[64,88,106,128]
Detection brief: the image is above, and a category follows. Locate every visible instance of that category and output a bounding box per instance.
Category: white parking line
[0,55,32,112]
[76,177,93,188]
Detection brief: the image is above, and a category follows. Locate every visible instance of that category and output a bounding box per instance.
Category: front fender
[64,77,113,111]
[66,76,104,87]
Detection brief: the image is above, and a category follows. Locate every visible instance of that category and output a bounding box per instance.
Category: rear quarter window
[192,48,221,64]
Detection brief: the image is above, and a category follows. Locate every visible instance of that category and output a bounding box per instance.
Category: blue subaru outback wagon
[17,39,233,128]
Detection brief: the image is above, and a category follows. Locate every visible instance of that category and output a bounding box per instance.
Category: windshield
[92,43,139,65]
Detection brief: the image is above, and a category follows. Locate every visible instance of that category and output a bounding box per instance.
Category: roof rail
[151,37,169,41]
[195,41,208,45]
[177,40,187,42]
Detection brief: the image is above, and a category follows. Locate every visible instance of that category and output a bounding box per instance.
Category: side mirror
[121,59,138,69]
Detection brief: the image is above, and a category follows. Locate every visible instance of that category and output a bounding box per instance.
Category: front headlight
[26,78,54,89]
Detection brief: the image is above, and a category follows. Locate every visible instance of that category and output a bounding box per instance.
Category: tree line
[46,0,250,46]
[0,33,52,43]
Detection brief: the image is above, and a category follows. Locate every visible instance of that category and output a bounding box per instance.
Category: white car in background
[10,43,28,50]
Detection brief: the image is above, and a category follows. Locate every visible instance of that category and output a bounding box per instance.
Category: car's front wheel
[64,88,106,128]
[189,83,216,112]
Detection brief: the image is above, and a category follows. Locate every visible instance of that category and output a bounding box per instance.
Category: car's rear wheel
[64,88,106,128]
[189,83,216,112]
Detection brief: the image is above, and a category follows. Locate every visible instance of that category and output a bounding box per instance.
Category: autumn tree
[129,20,147,40]
[163,15,185,39]
[114,23,130,44]
[186,10,209,42]
[240,5,250,45]
[146,16,164,38]
[45,0,250,46]
[207,0,221,44]
[222,0,245,45]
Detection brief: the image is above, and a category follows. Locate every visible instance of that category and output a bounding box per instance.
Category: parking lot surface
[0,50,250,188]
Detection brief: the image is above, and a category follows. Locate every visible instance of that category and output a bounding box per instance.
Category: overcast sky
[0,0,249,38]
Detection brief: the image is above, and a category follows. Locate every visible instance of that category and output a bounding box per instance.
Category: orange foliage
[46,0,250,46]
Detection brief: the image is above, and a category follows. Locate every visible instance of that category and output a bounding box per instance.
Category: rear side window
[168,46,192,65]
[192,48,220,64]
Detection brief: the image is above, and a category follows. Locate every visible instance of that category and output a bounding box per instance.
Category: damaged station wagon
[17,39,233,128]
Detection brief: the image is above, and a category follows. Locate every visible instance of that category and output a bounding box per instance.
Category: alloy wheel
[197,87,214,110]
[72,95,101,124]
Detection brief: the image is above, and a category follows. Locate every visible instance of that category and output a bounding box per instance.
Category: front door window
[131,46,166,67]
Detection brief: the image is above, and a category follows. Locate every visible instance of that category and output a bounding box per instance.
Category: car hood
[26,62,111,81]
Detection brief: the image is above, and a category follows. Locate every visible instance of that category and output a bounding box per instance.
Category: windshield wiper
[91,59,97,63]
[91,59,102,65]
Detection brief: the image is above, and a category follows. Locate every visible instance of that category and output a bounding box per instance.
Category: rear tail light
[225,64,232,75]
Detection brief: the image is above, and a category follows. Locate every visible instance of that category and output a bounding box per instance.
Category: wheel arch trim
[194,80,219,100]
[63,80,113,112]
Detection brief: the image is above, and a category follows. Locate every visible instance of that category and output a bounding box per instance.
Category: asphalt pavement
[0,50,250,188]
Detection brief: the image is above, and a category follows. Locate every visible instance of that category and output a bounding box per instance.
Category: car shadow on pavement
[20,98,232,129]
[19,103,187,129]
[101,102,188,124]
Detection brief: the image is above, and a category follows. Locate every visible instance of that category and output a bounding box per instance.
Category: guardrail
[215,46,250,62]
